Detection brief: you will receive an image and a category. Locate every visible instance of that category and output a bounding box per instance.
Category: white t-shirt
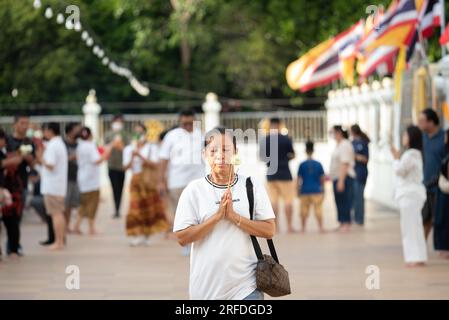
[76,140,101,193]
[159,127,205,190]
[329,139,356,180]
[173,174,275,300]
[123,143,158,174]
[41,136,68,197]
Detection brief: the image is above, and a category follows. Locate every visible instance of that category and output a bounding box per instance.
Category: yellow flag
[341,56,356,86]
[366,24,415,52]
[286,38,334,90]
[394,45,407,102]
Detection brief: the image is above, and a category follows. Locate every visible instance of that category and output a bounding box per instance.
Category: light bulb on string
[65,18,74,30]
[98,50,104,58]
[81,31,89,40]
[86,38,94,47]
[56,13,64,24]
[129,77,150,96]
[33,0,42,9]
[102,57,109,65]
[109,62,118,72]
[74,21,82,32]
[44,7,53,19]
[93,46,99,55]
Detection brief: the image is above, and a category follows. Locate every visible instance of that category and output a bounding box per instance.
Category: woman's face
[204,134,236,175]
[43,128,53,140]
[402,131,410,148]
[332,129,342,141]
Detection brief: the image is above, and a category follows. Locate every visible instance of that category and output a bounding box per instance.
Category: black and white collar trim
[205,174,239,189]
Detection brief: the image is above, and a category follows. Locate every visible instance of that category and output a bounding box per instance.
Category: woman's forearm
[123,161,132,171]
[175,214,219,246]
[356,154,368,163]
[338,164,349,182]
[229,212,275,239]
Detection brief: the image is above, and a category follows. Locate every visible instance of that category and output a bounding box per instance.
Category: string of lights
[32,0,150,96]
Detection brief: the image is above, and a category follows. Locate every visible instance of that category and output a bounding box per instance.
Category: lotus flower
[230,154,241,166]
[227,154,241,189]
[19,144,33,156]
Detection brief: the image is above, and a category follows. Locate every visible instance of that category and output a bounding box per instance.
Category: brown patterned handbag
[246,177,291,297]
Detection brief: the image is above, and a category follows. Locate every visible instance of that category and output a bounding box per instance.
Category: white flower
[19,144,33,156]
[231,154,241,166]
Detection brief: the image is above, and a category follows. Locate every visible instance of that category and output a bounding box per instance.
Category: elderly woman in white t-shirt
[174,127,275,300]
[329,125,356,233]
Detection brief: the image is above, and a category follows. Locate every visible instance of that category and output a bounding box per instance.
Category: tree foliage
[0,0,446,113]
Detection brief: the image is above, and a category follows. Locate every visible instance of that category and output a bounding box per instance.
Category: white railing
[0,115,83,134]
[0,111,327,143]
[221,110,327,142]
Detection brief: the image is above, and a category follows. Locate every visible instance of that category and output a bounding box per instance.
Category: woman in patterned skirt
[123,123,169,246]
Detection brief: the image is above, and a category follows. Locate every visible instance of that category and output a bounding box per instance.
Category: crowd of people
[259,118,370,234]
[0,108,448,274]
[259,112,449,268]
[0,109,206,259]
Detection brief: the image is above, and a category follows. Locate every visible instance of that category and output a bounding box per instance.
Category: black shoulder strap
[246,177,279,263]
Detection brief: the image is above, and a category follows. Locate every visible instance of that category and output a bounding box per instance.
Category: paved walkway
[1,184,449,300]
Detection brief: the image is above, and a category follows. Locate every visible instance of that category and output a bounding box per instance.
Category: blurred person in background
[104,115,129,219]
[28,169,55,246]
[434,129,449,259]
[329,125,355,233]
[391,125,427,267]
[158,109,204,255]
[0,129,13,261]
[418,108,445,239]
[63,122,82,233]
[124,123,168,246]
[350,124,370,226]
[74,127,105,236]
[37,122,68,251]
[297,141,325,233]
[259,117,295,233]
[2,114,35,257]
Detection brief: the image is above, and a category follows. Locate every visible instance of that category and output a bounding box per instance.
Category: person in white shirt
[391,125,427,267]
[159,109,204,255]
[74,127,105,236]
[36,122,68,251]
[174,127,276,300]
[329,125,356,233]
[124,123,169,246]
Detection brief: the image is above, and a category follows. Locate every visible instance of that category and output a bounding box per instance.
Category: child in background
[297,141,325,233]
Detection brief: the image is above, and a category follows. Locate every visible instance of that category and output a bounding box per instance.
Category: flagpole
[442,0,447,56]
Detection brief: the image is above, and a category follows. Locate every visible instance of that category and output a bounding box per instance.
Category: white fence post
[202,92,222,132]
[82,89,102,142]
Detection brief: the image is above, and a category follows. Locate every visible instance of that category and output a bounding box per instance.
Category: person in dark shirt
[350,124,370,226]
[259,117,295,233]
[297,141,325,233]
[434,129,449,258]
[0,129,6,189]
[104,115,129,219]
[418,108,446,239]
[28,169,55,246]
[63,122,81,232]
[3,114,35,257]
[0,128,6,261]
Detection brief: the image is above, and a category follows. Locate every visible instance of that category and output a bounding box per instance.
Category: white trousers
[399,197,428,263]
